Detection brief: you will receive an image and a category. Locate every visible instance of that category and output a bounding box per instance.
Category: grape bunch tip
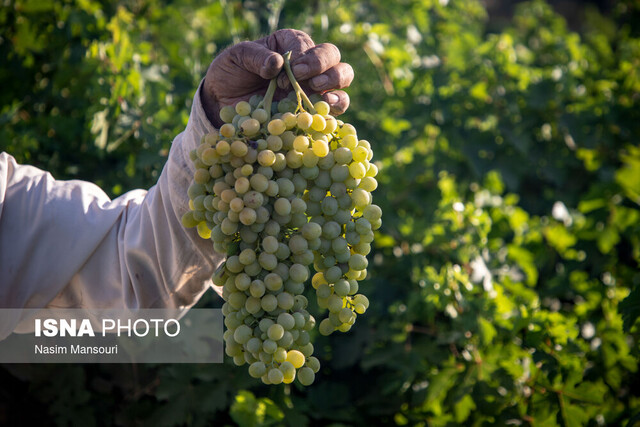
[182,51,381,386]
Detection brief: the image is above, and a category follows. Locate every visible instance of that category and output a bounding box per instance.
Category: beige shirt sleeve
[0,81,223,339]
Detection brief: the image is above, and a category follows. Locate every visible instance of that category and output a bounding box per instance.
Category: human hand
[200,29,354,128]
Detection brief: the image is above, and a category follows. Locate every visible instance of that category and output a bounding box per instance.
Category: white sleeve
[0,81,223,339]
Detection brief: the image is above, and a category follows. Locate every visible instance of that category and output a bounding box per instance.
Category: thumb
[228,41,284,79]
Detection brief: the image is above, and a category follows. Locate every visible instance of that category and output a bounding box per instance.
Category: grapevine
[182,51,381,386]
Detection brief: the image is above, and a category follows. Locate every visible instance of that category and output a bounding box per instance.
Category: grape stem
[283,51,316,114]
[260,78,278,122]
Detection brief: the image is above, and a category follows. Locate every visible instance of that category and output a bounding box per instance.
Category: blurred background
[1,0,639,425]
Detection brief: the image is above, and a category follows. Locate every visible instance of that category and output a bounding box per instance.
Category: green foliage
[1,0,639,425]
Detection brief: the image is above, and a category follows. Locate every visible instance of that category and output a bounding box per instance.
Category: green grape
[328,294,344,313]
[322,221,341,239]
[248,361,266,378]
[318,318,334,336]
[324,266,342,283]
[276,178,294,197]
[323,117,338,134]
[334,279,350,297]
[305,356,320,374]
[258,252,278,270]
[330,164,350,182]
[348,162,367,180]
[252,108,268,123]
[181,211,199,228]
[233,324,252,344]
[275,243,291,260]
[302,150,320,168]
[316,283,332,299]
[282,112,297,129]
[235,101,252,116]
[277,292,295,310]
[261,294,278,312]
[239,207,257,225]
[249,280,266,298]
[353,242,371,255]
[229,197,244,213]
[243,191,263,208]
[293,312,306,329]
[298,367,315,386]
[245,296,262,314]
[293,250,314,266]
[312,140,329,157]
[220,106,236,123]
[273,347,287,363]
[262,235,279,253]
[220,124,235,139]
[277,330,294,347]
[289,264,309,283]
[311,114,326,132]
[339,307,354,323]
[238,248,256,265]
[241,118,260,136]
[258,149,276,167]
[351,188,371,208]
[268,368,284,384]
[280,361,296,383]
[266,135,283,151]
[289,235,308,254]
[249,174,269,192]
[293,135,310,151]
[286,349,305,369]
[235,273,251,291]
[267,323,285,341]
[363,204,382,221]
[267,119,286,135]
[359,176,378,192]
[258,318,274,333]
[277,312,295,330]
[318,152,336,170]
[291,197,307,213]
[321,196,339,216]
[231,140,248,157]
[297,112,313,130]
[348,280,359,295]
[274,198,291,215]
[302,222,322,240]
[264,273,283,291]
[314,101,330,116]
[366,162,379,177]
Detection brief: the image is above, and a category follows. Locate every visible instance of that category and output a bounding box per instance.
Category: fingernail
[312,75,329,89]
[292,64,309,77]
[263,55,276,70]
[326,92,339,104]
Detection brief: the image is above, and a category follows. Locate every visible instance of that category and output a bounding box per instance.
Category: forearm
[0,81,222,338]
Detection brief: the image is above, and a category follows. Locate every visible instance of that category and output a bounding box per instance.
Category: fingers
[309,62,354,92]
[278,43,342,89]
[322,90,350,116]
[290,43,341,81]
[265,29,315,56]
[228,41,284,79]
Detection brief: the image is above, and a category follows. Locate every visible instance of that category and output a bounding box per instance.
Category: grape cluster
[182,57,380,386]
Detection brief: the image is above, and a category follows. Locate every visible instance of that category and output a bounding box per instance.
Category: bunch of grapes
[181,53,380,386]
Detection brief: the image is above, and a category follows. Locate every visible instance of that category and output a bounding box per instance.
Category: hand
[201,29,354,128]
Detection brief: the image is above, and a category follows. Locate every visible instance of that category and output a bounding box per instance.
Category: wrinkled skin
[201,29,354,128]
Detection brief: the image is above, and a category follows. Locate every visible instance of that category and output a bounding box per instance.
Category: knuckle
[340,64,355,87]
[229,41,252,61]
[325,43,341,61]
